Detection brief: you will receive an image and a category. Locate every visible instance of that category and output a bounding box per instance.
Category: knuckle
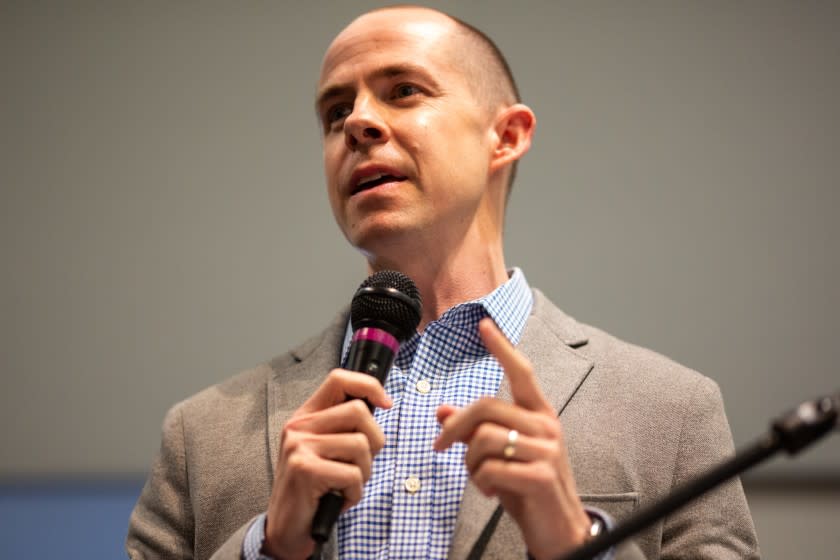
[360,461,372,482]
[471,463,488,486]
[540,416,560,438]
[280,427,300,453]
[472,460,501,489]
[284,410,313,431]
[280,422,293,440]
[353,431,371,452]
[532,462,556,485]
[282,416,301,434]
[369,434,385,455]
[285,452,310,476]
[544,441,561,462]
[350,398,369,416]
[474,423,495,444]
[345,477,364,505]
[326,368,348,386]
[553,425,567,446]
[349,466,364,489]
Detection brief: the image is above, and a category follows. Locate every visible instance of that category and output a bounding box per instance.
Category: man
[127,6,758,559]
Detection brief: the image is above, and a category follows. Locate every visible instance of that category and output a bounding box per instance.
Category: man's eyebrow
[315,63,440,112]
[315,84,352,113]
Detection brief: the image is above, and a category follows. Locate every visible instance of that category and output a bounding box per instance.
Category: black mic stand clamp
[557,393,838,560]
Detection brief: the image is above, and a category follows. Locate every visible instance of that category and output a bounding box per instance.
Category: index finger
[478,317,552,413]
[300,369,393,413]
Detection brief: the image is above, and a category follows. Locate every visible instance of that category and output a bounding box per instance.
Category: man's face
[317,9,498,259]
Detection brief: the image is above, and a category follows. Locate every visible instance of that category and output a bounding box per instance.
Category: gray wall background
[2,0,838,555]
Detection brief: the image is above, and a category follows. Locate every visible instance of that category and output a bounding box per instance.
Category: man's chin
[346,222,422,260]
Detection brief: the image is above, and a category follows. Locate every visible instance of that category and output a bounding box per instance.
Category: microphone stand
[557,393,838,560]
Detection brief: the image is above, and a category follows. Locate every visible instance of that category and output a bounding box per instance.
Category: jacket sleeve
[127,403,196,559]
[660,377,760,559]
[209,515,264,560]
[126,403,264,560]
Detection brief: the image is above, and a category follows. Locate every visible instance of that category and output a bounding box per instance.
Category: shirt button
[404,476,421,494]
[416,379,431,394]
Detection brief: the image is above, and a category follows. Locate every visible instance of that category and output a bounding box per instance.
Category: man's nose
[344,97,388,150]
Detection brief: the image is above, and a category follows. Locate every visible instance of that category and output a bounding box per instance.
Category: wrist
[262,513,314,560]
[527,509,605,560]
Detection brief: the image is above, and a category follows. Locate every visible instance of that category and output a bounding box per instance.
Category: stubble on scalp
[445,16,521,198]
[448,18,520,111]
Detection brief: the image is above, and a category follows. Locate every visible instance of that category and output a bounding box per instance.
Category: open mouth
[352,173,407,195]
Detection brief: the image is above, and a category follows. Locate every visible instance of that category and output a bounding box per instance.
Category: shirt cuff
[243,512,275,560]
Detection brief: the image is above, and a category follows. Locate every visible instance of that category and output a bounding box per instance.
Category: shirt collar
[433,267,532,345]
[341,268,533,360]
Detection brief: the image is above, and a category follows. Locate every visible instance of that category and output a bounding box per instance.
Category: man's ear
[489,103,536,174]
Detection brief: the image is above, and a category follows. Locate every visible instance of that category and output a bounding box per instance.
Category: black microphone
[310,270,422,552]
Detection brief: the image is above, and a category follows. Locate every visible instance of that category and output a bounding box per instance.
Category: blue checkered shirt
[245,269,609,558]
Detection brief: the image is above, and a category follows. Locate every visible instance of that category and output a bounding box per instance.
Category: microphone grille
[351,270,422,341]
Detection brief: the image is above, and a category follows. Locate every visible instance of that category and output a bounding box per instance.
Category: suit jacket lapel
[449,290,595,560]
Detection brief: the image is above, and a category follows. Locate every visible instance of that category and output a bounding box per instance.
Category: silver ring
[503,429,518,460]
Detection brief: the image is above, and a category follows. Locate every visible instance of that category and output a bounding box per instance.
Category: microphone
[772,391,840,443]
[344,270,422,389]
[310,270,422,552]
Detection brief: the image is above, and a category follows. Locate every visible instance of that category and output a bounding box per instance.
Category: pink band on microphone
[352,327,399,352]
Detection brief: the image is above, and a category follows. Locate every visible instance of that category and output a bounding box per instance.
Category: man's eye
[392,84,420,99]
[326,104,352,124]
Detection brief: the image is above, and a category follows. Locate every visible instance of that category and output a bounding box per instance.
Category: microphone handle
[310,492,345,552]
[309,332,398,547]
[343,336,397,388]
[557,393,838,560]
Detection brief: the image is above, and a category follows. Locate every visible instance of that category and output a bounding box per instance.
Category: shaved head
[367,6,520,111]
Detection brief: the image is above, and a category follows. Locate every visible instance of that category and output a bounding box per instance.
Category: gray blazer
[127,290,759,559]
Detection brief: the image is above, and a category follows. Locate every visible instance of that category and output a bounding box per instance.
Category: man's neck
[365,232,508,331]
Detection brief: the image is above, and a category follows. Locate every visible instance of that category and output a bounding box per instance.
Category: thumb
[436,404,460,425]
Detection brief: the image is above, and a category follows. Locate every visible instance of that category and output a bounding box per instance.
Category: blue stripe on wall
[0,479,145,558]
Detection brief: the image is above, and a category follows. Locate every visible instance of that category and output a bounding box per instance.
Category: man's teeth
[359,173,388,187]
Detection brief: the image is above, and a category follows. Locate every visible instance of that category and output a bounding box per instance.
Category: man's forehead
[319,8,458,83]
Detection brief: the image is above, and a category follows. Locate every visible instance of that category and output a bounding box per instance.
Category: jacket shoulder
[580,321,713,392]
[531,288,715,398]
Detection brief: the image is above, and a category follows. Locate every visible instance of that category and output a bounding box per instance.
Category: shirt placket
[387,324,445,559]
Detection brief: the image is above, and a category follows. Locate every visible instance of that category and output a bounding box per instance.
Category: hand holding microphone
[263,271,421,560]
